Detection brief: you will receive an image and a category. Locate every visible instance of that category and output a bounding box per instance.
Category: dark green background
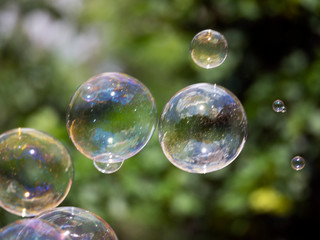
[1,0,320,239]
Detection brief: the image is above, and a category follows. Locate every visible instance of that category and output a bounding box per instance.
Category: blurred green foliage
[1,0,320,239]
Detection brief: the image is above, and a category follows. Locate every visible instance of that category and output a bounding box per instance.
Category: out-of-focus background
[1,0,320,239]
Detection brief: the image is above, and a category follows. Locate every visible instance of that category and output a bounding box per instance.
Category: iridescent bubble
[190,29,228,69]
[93,160,123,174]
[80,83,98,102]
[158,83,248,174]
[0,128,73,217]
[0,218,70,240]
[272,100,286,113]
[66,72,157,165]
[37,206,118,240]
[291,156,305,171]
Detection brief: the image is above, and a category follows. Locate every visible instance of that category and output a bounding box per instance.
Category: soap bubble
[93,160,123,174]
[291,156,305,171]
[159,83,248,174]
[272,100,286,113]
[190,29,228,69]
[0,128,73,217]
[37,206,118,240]
[66,72,157,165]
[0,217,70,240]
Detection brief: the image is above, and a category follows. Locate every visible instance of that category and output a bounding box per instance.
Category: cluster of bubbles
[2,26,306,238]
[0,29,246,232]
[272,100,306,170]
[0,207,118,240]
[63,29,246,175]
[0,128,118,238]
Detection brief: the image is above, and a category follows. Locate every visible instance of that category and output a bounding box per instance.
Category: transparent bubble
[0,128,73,217]
[80,83,98,102]
[66,72,157,165]
[93,160,123,174]
[0,217,70,240]
[190,29,228,69]
[291,156,305,171]
[37,207,118,240]
[272,99,286,113]
[158,83,248,174]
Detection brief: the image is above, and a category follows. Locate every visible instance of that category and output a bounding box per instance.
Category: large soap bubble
[66,72,157,171]
[0,217,70,240]
[159,83,248,174]
[37,206,118,240]
[0,128,73,217]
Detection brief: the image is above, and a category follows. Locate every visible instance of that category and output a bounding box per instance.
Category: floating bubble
[158,83,248,174]
[37,206,118,240]
[93,160,123,174]
[190,29,228,69]
[80,83,98,102]
[291,156,305,171]
[0,128,73,217]
[272,99,286,113]
[0,217,70,240]
[66,72,157,165]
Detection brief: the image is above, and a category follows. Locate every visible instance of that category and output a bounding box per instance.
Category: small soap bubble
[37,207,118,240]
[291,156,305,171]
[0,128,73,217]
[93,160,123,174]
[272,100,286,113]
[190,29,228,69]
[0,218,70,240]
[80,83,98,102]
[66,72,157,166]
[158,83,248,174]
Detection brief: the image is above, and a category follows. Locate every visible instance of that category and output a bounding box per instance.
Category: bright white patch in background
[0,4,19,38]
[22,10,101,64]
[46,0,83,15]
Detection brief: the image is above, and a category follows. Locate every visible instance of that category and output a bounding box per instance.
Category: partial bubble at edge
[93,160,124,174]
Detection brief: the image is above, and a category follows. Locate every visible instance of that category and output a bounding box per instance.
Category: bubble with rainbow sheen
[0,218,70,240]
[159,83,248,174]
[190,29,228,69]
[0,128,73,217]
[66,72,157,168]
[37,207,118,240]
[272,99,286,113]
[291,156,305,171]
